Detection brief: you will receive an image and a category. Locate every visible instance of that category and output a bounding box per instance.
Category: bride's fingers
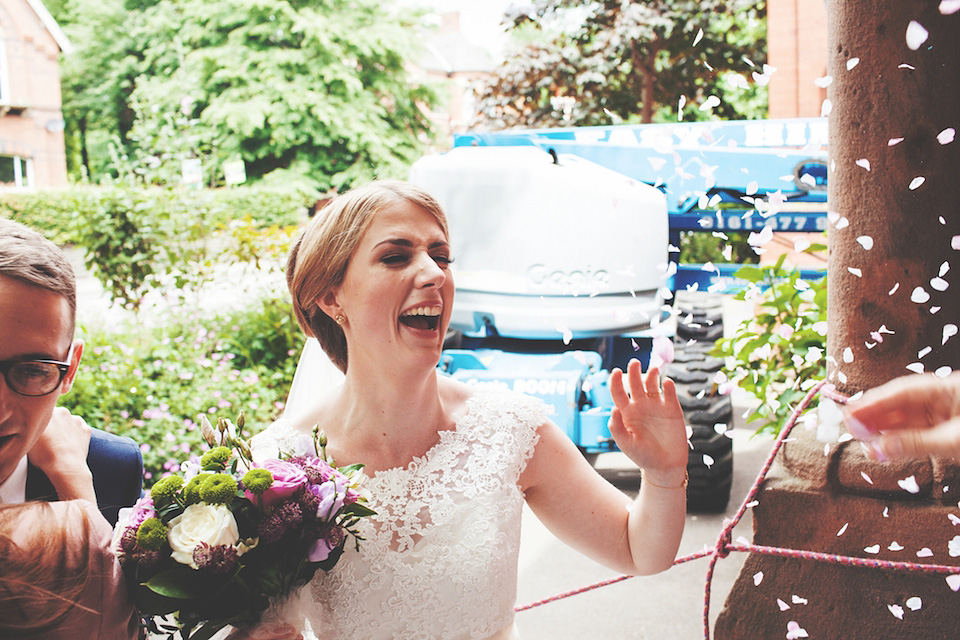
[609,368,630,409]
[644,365,662,396]
[627,359,647,399]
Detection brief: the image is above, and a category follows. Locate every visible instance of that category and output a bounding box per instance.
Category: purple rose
[129,496,156,526]
[244,459,308,509]
[308,527,346,562]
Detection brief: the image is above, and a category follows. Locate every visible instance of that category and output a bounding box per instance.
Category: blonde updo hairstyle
[287,180,449,372]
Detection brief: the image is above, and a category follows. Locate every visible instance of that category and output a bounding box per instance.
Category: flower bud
[200,415,218,447]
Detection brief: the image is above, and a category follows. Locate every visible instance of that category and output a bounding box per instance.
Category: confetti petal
[835,216,849,230]
[693,28,704,46]
[939,128,956,145]
[953,236,960,251]
[917,547,934,558]
[950,535,960,557]
[791,595,808,605]
[856,158,871,171]
[843,347,854,363]
[919,346,932,359]
[889,541,904,551]
[856,235,874,250]
[846,57,860,70]
[889,282,900,295]
[700,95,721,111]
[942,0,960,14]
[865,544,881,554]
[848,267,863,277]
[778,598,791,611]
[888,137,905,146]
[703,454,714,468]
[906,21,929,50]
[931,277,949,291]
[936,366,953,377]
[949,513,960,526]
[883,506,890,518]
[911,287,930,303]
[861,472,873,485]
[948,574,960,591]
[941,261,951,276]
[906,597,922,611]
[837,523,849,536]
[898,475,921,493]
[888,603,905,620]
[786,621,808,639]
[945,325,959,345]
[754,571,764,586]
[820,98,832,117]
[909,176,925,190]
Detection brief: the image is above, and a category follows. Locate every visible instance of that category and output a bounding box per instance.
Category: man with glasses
[0,219,142,525]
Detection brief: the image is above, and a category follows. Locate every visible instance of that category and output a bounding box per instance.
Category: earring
[335,314,345,325]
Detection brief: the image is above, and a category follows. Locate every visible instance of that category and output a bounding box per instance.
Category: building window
[0,156,32,187]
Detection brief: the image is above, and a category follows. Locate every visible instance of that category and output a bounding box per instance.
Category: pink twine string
[514,381,960,640]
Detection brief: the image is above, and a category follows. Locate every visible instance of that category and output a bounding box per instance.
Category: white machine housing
[409,146,669,339]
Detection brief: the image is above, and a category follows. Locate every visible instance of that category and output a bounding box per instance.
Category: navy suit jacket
[26,427,143,527]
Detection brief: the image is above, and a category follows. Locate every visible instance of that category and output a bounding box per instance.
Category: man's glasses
[0,350,73,397]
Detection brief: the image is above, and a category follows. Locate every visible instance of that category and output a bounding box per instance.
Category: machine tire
[667,292,735,513]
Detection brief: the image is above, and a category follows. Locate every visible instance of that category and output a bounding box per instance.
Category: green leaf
[144,568,216,600]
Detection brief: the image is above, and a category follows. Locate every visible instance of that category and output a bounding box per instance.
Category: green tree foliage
[59,0,438,189]
[474,0,767,128]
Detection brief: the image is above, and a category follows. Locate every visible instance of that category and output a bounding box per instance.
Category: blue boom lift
[410,117,828,512]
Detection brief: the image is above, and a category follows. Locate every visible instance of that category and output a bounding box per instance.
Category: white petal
[888,541,904,551]
[861,471,874,485]
[700,95,721,111]
[889,282,900,295]
[857,235,874,250]
[936,366,953,377]
[907,362,925,374]
[919,346,932,358]
[909,176,925,190]
[941,0,960,14]
[947,574,960,591]
[931,277,949,291]
[846,57,860,70]
[906,596,922,611]
[848,267,863,277]
[814,75,833,88]
[941,261,951,276]
[953,236,960,251]
[888,603,905,620]
[864,544,881,554]
[917,547,933,558]
[836,216,849,229]
[944,324,958,345]
[820,99,832,117]
[837,523,849,536]
[843,347,854,363]
[778,598,791,611]
[906,21,929,50]
[693,28,704,46]
[753,571,764,586]
[856,158,871,171]
[898,475,920,493]
[938,128,956,145]
[888,137,904,146]
[911,287,930,303]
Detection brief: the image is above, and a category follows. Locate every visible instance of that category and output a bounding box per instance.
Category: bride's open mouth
[399,305,442,331]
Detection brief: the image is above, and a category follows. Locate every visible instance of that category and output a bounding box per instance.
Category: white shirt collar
[0,456,28,504]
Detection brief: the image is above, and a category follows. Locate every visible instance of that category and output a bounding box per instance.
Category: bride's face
[330,199,454,369]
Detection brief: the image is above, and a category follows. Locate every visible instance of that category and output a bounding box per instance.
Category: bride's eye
[432,255,454,267]
[381,254,410,266]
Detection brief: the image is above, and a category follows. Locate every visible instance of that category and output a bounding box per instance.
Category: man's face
[0,275,78,484]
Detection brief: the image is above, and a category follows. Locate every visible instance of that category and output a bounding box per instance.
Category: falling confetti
[856,236,874,250]
[843,347,854,363]
[906,21,929,50]
[950,535,960,557]
[944,325,958,344]
[906,597,922,611]
[861,472,874,485]
[898,475,921,493]
[899,63,916,70]
[889,282,900,295]
[820,99,832,117]
[948,575,960,591]
[931,277,949,291]
[836,217,849,230]
[754,571,764,586]
[888,603,905,620]
[748,226,774,246]
[949,513,960,527]
[848,267,863,277]
[846,57,860,70]
[786,621,809,640]
[909,176,925,190]
[917,548,934,558]
[911,287,931,303]
[693,28,704,46]
[777,599,791,611]
[700,95,721,111]
[939,128,956,145]
[889,541,904,551]
[936,366,953,377]
[856,158,871,171]
[703,454,714,468]
[919,346,932,358]
[953,236,960,251]
[888,137,904,146]
[837,523,849,536]
[941,261,951,277]
[864,544,881,554]
[883,507,890,518]
[942,0,960,14]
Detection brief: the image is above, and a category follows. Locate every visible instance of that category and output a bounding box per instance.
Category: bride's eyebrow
[372,239,449,250]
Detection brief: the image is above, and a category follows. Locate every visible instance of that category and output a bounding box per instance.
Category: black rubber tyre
[668,292,735,513]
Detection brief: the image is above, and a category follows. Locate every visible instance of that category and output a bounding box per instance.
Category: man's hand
[28,407,95,502]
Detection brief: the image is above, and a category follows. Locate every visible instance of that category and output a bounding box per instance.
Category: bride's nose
[414,253,446,288]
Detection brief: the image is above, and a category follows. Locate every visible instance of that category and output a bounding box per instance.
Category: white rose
[167,503,240,569]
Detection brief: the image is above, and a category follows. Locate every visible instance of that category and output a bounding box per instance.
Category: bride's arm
[520,359,687,576]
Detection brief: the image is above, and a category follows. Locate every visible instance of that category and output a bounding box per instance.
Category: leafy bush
[62,295,304,485]
[712,249,827,435]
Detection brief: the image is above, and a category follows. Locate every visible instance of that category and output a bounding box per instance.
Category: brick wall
[768,0,829,119]
[0,0,68,188]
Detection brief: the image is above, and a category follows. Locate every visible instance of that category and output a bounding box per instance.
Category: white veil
[282,337,345,419]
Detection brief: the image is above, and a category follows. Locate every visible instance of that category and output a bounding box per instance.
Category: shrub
[712,248,827,435]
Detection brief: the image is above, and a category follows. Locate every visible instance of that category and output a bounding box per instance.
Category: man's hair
[0,219,77,333]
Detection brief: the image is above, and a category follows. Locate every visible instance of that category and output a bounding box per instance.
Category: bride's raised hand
[608,358,689,478]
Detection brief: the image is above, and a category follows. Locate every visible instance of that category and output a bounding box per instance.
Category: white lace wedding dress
[250,386,546,640]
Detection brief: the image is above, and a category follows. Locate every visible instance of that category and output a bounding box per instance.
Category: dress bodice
[250,388,545,640]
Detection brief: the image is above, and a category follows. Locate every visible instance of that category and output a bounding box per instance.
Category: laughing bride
[246,180,689,639]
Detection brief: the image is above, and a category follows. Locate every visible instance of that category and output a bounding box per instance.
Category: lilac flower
[308,526,346,562]
[259,501,303,544]
[193,543,239,573]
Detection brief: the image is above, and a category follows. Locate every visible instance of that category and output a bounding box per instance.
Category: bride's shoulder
[439,375,549,422]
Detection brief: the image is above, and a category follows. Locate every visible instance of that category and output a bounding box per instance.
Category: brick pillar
[827,0,960,393]
[715,5,960,637]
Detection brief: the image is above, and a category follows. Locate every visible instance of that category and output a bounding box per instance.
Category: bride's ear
[315,289,342,324]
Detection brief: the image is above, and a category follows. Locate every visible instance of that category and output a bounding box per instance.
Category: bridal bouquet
[114,412,374,640]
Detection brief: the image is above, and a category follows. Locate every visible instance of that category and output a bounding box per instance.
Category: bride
[247,180,689,639]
